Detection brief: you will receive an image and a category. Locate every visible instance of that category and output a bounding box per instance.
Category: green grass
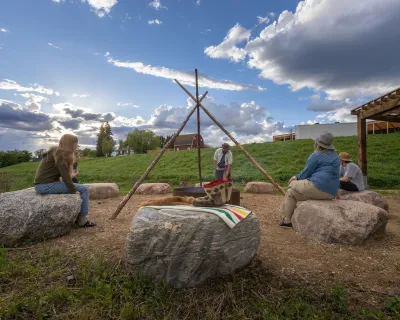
[1,134,400,193]
[1,247,398,319]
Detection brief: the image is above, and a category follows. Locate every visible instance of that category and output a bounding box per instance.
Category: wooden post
[109,90,209,219]
[175,79,286,196]
[357,113,367,179]
[195,69,202,187]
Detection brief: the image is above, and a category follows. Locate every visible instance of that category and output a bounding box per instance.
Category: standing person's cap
[339,152,352,162]
[314,132,335,150]
[222,143,230,150]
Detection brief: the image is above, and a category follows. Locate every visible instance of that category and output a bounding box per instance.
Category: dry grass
[1,193,400,319]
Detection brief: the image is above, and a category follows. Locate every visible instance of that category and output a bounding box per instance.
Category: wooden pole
[109,90,209,219]
[195,69,202,187]
[175,79,286,196]
[357,112,367,178]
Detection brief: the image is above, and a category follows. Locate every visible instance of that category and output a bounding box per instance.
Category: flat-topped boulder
[292,200,388,245]
[339,190,389,211]
[126,207,260,288]
[136,183,171,195]
[0,188,81,247]
[244,182,275,194]
[84,183,119,200]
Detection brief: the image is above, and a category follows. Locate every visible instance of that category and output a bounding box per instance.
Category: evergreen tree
[105,122,113,141]
[96,124,106,157]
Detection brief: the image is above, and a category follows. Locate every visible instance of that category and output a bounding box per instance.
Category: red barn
[174,134,205,151]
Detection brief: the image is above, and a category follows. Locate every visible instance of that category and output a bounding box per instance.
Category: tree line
[0,123,174,168]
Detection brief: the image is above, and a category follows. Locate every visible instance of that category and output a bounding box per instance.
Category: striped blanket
[142,204,252,229]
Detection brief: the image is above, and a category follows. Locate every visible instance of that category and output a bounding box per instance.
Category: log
[109,90,209,219]
[175,79,286,196]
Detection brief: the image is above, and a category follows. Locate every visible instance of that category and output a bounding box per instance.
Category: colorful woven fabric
[142,204,252,229]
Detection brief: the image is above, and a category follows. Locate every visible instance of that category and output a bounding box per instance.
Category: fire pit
[173,187,240,206]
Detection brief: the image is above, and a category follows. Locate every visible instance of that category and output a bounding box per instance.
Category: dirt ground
[29,193,400,306]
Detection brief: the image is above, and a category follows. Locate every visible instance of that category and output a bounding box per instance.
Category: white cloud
[244,0,400,100]
[117,102,140,108]
[196,0,201,5]
[256,16,270,26]
[0,28,9,33]
[48,42,61,50]
[106,53,266,91]
[201,28,211,34]
[204,23,251,63]
[72,93,90,98]
[20,93,49,112]
[148,19,163,25]
[83,0,118,17]
[149,0,167,10]
[269,12,276,18]
[0,79,60,96]
[51,0,64,2]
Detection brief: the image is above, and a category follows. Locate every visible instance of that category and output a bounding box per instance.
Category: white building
[295,122,357,140]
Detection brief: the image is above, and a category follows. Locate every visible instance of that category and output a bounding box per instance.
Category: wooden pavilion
[351,87,400,183]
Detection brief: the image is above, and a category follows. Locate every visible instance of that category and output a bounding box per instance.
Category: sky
[1,0,399,152]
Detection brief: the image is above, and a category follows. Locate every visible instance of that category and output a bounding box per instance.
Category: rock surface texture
[84,183,119,200]
[292,200,388,245]
[0,188,81,247]
[136,183,171,195]
[339,190,389,211]
[126,207,260,288]
[244,182,275,194]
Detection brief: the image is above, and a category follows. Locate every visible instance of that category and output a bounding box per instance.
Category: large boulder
[84,183,119,200]
[0,188,81,247]
[339,190,389,211]
[244,182,275,194]
[136,183,171,195]
[126,207,260,288]
[292,200,388,245]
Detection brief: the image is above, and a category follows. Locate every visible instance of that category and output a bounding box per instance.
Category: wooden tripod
[109,69,285,219]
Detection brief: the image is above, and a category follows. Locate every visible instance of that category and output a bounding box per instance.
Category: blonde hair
[52,134,78,173]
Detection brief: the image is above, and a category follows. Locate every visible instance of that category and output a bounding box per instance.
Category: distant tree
[102,139,115,157]
[0,150,32,168]
[159,134,174,148]
[105,122,113,141]
[96,124,106,157]
[126,129,160,154]
[82,148,94,158]
[34,148,46,160]
[118,139,124,150]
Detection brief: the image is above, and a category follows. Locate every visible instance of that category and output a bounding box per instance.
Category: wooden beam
[175,79,287,196]
[357,114,367,177]
[368,115,400,123]
[360,98,400,119]
[109,90,209,219]
[195,69,202,187]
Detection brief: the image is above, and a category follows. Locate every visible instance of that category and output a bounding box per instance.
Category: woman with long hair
[34,134,96,227]
[279,132,340,228]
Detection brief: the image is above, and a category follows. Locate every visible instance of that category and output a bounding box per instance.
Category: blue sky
[1,0,399,152]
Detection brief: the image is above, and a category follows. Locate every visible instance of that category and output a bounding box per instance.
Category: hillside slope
[1,134,399,193]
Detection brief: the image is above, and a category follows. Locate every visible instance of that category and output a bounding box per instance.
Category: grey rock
[292,200,388,245]
[84,183,119,200]
[125,207,260,288]
[0,188,81,247]
[339,190,389,211]
[244,182,276,194]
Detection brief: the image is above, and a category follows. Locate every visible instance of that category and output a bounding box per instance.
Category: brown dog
[140,196,195,207]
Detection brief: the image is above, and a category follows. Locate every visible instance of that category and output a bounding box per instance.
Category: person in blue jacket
[279,132,340,228]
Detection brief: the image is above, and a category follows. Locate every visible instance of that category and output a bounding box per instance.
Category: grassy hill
[1,134,400,193]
